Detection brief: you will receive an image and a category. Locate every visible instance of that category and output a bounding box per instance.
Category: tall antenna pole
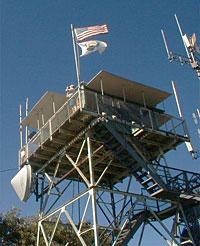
[174,14,198,69]
[171,81,195,156]
[171,81,183,118]
[197,108,200,119]
[161,29,171,59]
[192,108,200,138]
[174,14,190,59]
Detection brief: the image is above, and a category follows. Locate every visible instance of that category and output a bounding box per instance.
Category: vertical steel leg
[87,134,99,246]
[36,222,41,246]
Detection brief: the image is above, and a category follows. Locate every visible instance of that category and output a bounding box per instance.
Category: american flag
[74,24,108,42]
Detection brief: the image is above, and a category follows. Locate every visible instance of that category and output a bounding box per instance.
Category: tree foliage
[0,208,37,245]
[0,208,111,245]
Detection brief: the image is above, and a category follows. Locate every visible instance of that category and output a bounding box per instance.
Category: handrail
[19,90,81,165]
[19,88,188,166]
[151,163,200,193]
[84,90,187,136]
[152,163,199,176]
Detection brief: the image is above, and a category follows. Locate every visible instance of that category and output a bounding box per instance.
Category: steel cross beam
[37,180,197,245]
[35,121,199,245]
[36,131,111,245]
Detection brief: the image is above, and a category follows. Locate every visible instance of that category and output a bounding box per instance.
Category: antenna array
[161,14,200,79]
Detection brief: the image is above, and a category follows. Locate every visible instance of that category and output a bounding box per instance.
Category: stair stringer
[113,211,148,246]
[101,121,168,192]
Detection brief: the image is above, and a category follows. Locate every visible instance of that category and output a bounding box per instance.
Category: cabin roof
[22,71,171,128]
[21,91,66,128]
[87,70,171,107]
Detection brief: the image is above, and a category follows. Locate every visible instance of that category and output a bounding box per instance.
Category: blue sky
[1,1,200,245]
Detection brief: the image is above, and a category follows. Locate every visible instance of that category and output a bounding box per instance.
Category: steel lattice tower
[17,71,200,245]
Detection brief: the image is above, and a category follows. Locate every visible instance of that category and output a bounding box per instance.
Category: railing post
[49,120,52,141]
[26,144,29,161]
[183,171,189,191]
[18,150,21,169]
[66,101,70,123]
[95,93,100,114]
[148,110,154,129]
[171,118,176,136]
[182,119,190,137]
[82,86,87,109]
[79,87,82,111]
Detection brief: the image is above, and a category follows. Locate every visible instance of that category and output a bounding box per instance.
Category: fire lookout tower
[14,71,200,245]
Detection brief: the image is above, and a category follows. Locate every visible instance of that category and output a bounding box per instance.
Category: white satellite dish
[11,164,33,202]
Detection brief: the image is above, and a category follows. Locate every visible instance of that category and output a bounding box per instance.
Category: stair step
[117,235,126,240]
[141,177,153,185]
[119,231,129,237]
[130,220,137,225]
[122,231,129,235]
[150,188,164,197]
[181,239,193,245]
[135,172,149,181]
[147,183,159,191]
[120,227,129,232]
[96,125,167,200]
[116,239,124,244]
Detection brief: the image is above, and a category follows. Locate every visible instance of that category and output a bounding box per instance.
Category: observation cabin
[19,71,190,198]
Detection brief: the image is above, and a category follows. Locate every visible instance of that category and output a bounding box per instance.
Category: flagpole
[71,24,81,86]
[71,24,82,111]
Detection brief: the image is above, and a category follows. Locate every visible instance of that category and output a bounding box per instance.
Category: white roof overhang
[87,71,171,107]
[21,91,66,128]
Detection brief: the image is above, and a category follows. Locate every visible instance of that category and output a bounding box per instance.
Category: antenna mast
[161,14,200,79]
[171,81,197,158]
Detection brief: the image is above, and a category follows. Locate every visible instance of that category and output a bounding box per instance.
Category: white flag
[78,40,107,57]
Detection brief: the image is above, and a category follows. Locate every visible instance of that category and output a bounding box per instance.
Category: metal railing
[20,91,80,165]
[19,88,188,166]
[83,89,188,137]
[151,163,200,193]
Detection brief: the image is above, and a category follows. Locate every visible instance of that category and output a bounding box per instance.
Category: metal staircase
[93,121,166,196]
[134,168,164,196]
[93,119,200,245]
[113,211,147,246]
[93,119,200,200]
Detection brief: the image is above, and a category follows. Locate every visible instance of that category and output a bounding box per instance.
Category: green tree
[0,208,37,245]
[0,209,111,245]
